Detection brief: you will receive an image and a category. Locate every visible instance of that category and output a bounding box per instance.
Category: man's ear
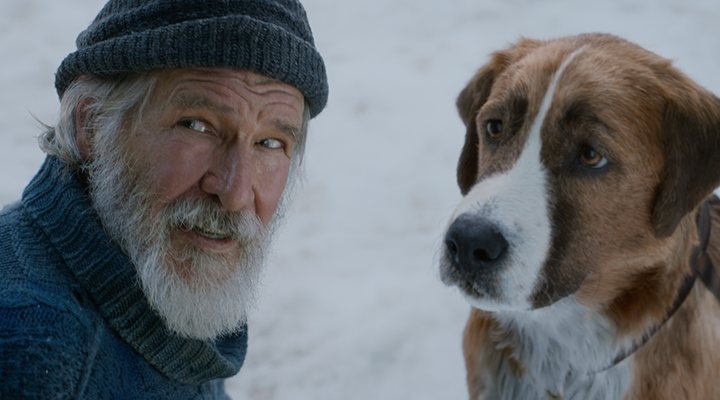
[652,80,720,237]
[74,97,95,161]
[456,39,539,195]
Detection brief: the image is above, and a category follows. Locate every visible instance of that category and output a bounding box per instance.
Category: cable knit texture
[54,0,329,118]
[0,157,247,399]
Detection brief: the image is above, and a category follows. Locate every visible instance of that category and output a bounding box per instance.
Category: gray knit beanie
[55,0,328,118]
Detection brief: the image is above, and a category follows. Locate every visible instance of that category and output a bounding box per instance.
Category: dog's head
[440,33,720,314]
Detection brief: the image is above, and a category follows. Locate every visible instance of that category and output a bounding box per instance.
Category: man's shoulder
[0,203,97,390]
[0,201,23,244]
[0,201,95,338]
[0,200,38,266]
[0,289,97,342]
[0,200,28,227]
[0,287,100,399]
[0,199,81,300]
[0,205,98,346]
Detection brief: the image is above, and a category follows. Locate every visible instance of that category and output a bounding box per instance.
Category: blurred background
[1,0,719,398]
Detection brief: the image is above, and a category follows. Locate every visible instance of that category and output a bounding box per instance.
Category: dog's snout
[445,214,509,272]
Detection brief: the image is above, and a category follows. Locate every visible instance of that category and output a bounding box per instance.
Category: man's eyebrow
[170,92,301,139]
[273,119,301,141]
[170,92,234,113]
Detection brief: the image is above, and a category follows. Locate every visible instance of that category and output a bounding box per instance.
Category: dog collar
[594,198,715,374]
[691,199,720,300]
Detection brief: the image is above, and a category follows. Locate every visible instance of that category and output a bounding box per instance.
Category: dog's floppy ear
[456,63,497,195]
[456,39,540,195]
[652,75,720,237]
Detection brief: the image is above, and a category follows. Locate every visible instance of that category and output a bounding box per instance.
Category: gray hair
[40,72,310,169]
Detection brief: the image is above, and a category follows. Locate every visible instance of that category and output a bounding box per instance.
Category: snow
[2,0,719,399]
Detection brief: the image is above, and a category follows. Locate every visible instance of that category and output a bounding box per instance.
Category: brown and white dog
[439,33,720,399]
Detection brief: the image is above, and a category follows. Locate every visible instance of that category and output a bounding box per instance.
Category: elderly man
[0,0,327,398]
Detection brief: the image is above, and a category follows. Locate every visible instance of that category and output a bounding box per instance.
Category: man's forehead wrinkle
[169,70,301,98]
[163,77,302,115]
[186,68,277,85]
[169,90,235,114]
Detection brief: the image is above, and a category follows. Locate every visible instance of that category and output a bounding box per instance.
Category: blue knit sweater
[0,157,247,399]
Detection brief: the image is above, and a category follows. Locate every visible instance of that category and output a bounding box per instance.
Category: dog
[439,33,720,399]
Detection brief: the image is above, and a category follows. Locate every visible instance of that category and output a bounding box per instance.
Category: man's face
[128,68,303,274]
[85,68,305,339]
[130,68,304,227]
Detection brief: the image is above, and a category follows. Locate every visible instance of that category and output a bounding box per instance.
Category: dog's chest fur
[475,297,632,399]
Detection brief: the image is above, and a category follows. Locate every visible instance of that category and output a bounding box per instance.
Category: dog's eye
[485,119,503,140]
[579,145,608,169]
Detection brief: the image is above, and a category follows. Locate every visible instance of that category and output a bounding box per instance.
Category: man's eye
[258,138,284,150]
[179,119,211,134]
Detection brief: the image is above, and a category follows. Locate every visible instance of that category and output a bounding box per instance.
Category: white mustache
[163,198,264,243]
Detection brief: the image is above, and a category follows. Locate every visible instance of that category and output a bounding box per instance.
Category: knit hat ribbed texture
[55,0,328,118]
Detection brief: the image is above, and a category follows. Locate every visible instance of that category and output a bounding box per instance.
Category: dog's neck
[691,198,720,300]
[481,201,714,400]
[593,200,713,373]
[487,296,631,399]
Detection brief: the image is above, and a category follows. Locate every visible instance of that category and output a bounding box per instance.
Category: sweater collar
[22,156,247,384]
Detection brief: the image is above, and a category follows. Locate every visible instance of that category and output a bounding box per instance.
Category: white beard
[85,128,290,340]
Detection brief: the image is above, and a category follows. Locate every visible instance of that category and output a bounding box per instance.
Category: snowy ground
[2,0,720,399]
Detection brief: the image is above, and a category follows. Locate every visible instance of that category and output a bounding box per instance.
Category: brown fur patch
[605,263,670,335]
[463,309,525,399]
[462,309,492,399]
[626,282,720,399]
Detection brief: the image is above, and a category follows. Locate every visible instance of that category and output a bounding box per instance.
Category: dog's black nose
[444,214,509,272]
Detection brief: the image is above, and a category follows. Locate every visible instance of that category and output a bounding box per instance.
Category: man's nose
[201,144,255,212]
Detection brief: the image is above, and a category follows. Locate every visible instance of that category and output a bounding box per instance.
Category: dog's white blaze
[452,49,584,310]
